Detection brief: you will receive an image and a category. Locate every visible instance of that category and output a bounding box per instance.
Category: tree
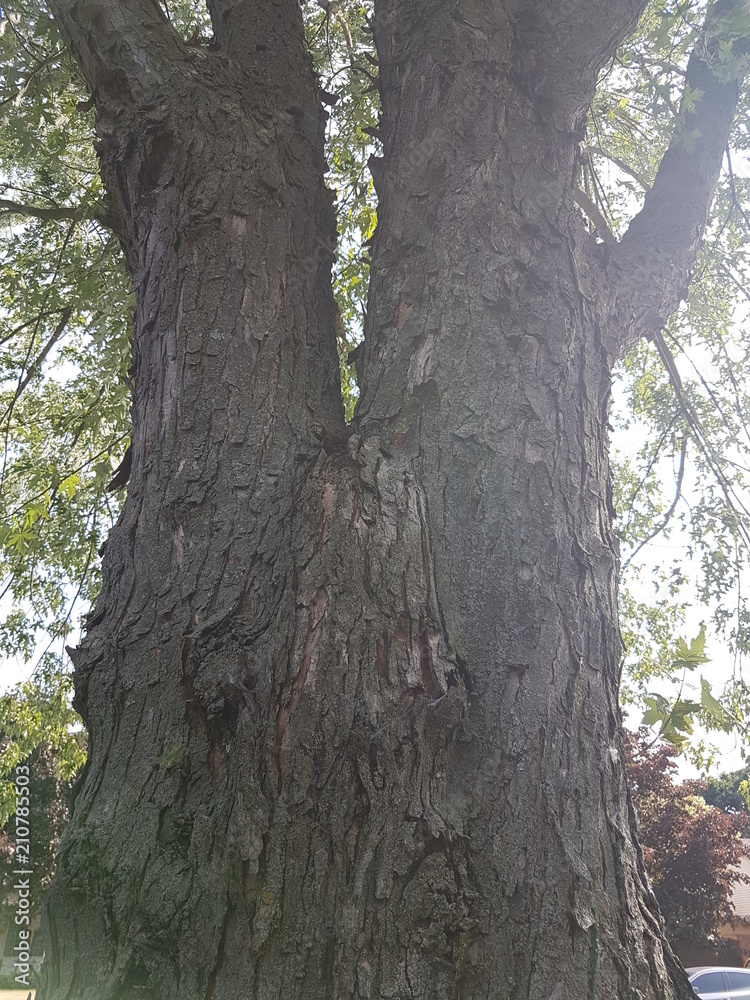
[701,764,750,832]
[0,660,84,906]
[624,729,748,959]
[2,0,746,997]
[0,742,74,922]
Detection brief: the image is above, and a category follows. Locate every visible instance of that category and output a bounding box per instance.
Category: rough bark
[38,1,747,999]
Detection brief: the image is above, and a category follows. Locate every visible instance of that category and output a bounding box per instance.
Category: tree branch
[206,0,310,83]
[317,1,356,67]
[0,48,66,112]
[0,198,99,224]
[204,0,329,154]
[1,307,73,424]
[622,432,689,571]
[574,187,617,244]
[655,328,750,549]
[587,146,651,192]
[46,0,183,98]
[606,0,750,358]
[513,0,649,123]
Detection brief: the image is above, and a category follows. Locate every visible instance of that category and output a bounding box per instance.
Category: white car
[688,967,750,999]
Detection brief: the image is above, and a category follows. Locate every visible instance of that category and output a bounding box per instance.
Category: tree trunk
[39,1,744,998]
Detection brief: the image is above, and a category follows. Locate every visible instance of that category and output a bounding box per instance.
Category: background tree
[0,668,82,987]
[0,741,76,919]
[0,0,750,999]
[624,728,748,961]
[699,764,750,834]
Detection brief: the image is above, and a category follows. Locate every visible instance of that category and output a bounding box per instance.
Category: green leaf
[672,627,709,671]
[700,676,724,723]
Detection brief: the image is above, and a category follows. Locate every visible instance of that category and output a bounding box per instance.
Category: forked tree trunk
[40,1,744,998]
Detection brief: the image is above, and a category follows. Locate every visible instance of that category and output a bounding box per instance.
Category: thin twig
[587,145,651,191]
[0,307,73,423]
[623,433,689,570]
